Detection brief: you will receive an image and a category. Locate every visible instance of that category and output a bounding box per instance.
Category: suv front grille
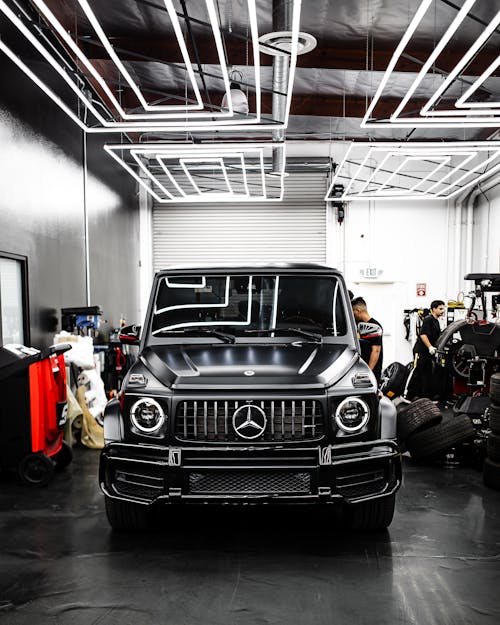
[189,471,311,494]
[175,399,324,442]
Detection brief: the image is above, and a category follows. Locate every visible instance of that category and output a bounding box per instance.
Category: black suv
[100,264,401,530]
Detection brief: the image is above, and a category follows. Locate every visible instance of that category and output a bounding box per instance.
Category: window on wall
[0,254,29,346]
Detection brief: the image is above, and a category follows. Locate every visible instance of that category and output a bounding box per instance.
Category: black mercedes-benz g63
[100,264,401,530]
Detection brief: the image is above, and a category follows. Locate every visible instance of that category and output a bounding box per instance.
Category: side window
[0,254,29,345]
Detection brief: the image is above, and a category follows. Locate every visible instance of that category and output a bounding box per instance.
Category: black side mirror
[119,324,141,345]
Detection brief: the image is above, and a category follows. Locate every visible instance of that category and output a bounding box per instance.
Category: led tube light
[0,0,301,131]
[361,0,500,127]
[104,142,285,202]
[325,142,500,200]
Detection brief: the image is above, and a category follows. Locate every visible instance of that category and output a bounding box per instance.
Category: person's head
[351,296,368,321]
[348,290,354,302]
[430,299,445,318]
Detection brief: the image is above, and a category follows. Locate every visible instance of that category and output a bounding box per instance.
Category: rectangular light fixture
[325,142,500,200]
[361,0,500,128]
[0,0,301,132]
[104,142,286,202]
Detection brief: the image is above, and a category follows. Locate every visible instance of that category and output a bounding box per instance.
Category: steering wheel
[283,314,321,328]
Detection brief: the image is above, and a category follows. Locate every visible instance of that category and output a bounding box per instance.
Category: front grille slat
[189,471,311,494]
[175,399,324,442]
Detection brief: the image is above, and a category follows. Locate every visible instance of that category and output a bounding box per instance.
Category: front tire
[345,494,396,531]
[104,495,150,531]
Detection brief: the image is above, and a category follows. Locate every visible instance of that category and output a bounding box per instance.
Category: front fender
[103,398,124,444]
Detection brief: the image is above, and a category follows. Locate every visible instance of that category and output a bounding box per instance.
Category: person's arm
[368,345,381,371]
[420,333,436,355]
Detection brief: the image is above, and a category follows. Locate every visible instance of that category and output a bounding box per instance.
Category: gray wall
[0,58,140,348]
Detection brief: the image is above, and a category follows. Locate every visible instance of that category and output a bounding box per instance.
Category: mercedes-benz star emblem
[232,404,267,440]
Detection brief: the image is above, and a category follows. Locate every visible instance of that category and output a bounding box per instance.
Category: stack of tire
[484,373,500,490]
[397,398,476,461]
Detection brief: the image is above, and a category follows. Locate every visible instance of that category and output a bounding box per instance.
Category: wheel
[486,432,500,463]
[18,453,55,486]
[447,341,472,379]
[53,440,73,472]
[345,494,396,531]
[490,373,500,404]
[488,403,500,434]
[483,457,500,490]
[104,495,150,531]
[405,414,475,461]
[396,398,442,443]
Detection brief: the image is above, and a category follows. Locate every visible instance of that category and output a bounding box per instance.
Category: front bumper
[100,440,402,506]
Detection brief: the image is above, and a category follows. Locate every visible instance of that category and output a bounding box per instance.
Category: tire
[486,432,500,463]
[490,373,500,404]
[483,457,500,490]
[53,440,74,472]
[396,398,442,443]
[380,362,409,399]
[18,453,55,486]
[405,414,475,461]
[489,403,500,434]
[346,494,396,531]
[105,495,150,531]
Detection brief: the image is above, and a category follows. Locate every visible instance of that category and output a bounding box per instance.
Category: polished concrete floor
[0,448,499,625]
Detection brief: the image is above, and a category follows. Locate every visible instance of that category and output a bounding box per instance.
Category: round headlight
[130,398,165,433]
[335,397,369,433]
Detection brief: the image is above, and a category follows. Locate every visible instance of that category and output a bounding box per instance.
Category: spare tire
[489,403,500,434]
[380,362,410,399]
[396,398,442,443]
[405,414,475,461]
[490,373,500,404]
[487,432,500,463]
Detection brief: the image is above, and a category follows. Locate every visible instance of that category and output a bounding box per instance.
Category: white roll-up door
[152,173,327,271]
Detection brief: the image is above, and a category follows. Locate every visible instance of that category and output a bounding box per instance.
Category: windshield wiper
[154,327,235,343]
[244,327,323,343]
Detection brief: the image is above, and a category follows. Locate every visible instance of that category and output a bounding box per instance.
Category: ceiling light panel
[325,142,500,200]
[362,0,500,128]
[104,143,286,202]
[0,0,301,132]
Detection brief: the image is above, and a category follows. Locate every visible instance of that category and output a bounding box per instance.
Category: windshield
[149,274,348,339]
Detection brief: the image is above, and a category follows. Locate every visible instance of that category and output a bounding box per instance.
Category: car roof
[155,263,343,277]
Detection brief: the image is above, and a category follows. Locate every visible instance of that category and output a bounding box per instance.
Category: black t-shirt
[414,315,441,356]
[357,317,383,382]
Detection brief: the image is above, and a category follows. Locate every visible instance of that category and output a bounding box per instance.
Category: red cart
[0,342,72,485]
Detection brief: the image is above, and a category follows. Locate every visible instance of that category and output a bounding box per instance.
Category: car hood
[139,342,358,390]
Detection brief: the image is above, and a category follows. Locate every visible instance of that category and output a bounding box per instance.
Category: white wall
[331,198,451,367]
[473,183,500,275]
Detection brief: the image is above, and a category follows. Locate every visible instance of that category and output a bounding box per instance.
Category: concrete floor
[0,447,499,625]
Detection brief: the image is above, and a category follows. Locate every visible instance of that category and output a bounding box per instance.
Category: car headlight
[335,397,370,433]
[130,398,165,433]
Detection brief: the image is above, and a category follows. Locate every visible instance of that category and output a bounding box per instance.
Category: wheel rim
[23,455,52,484]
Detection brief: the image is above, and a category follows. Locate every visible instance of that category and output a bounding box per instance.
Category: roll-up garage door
[152,173,327,271]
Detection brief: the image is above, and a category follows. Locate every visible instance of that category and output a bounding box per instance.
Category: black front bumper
[100,440,402,507]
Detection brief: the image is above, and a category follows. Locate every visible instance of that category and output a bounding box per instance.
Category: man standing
[351,297,384,384]
[410,299,445,399]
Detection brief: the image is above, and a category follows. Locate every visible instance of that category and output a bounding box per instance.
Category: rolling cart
[0,342,72,485]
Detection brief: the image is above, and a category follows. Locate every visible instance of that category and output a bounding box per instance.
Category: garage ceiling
[1,0,499,196]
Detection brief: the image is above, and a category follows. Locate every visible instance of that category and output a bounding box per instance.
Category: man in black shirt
[352,297,384,384]
[410,299,445,399]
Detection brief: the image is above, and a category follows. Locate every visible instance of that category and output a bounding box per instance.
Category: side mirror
[119,324,141,345]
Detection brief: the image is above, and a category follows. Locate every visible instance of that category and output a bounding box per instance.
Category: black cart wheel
[483,457,500,490]
[345,494,396,531]
[405,414,475,461]
[490,373,500,404]
[105,495,150,531]
[53,440,74,472]
[488,403,500,434]
[396,398,442,443]
[18,453,55,486]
